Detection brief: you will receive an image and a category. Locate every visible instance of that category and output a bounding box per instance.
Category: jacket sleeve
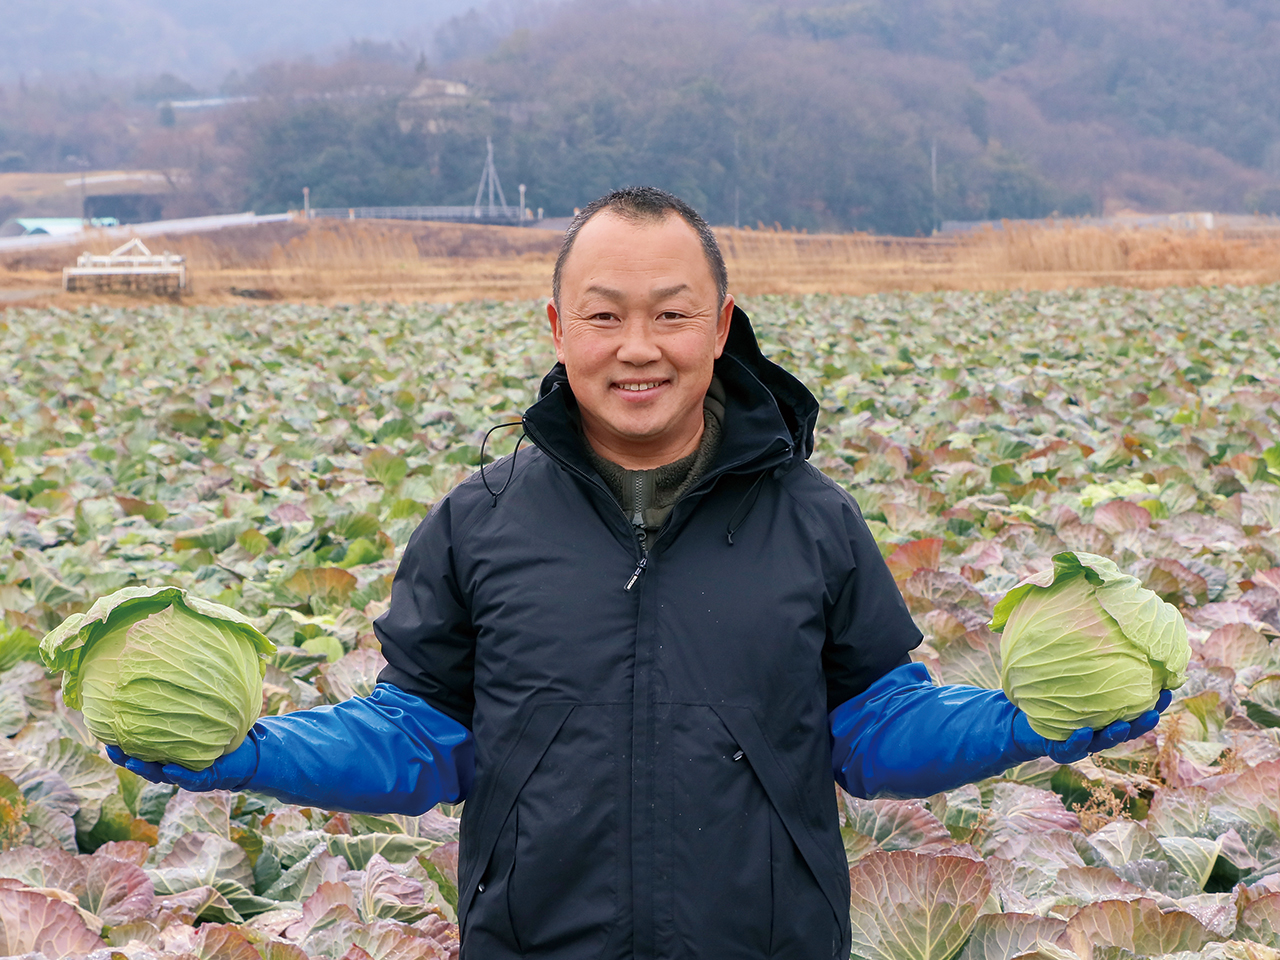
[830,662,1042,799]
[374,493,478,729]
[820,489,924,711]
[108,682,474,815]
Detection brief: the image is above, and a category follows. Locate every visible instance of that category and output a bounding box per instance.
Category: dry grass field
[718,221,1280,295]
[2,216,1280,307]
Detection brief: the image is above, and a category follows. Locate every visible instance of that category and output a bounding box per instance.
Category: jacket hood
[531,305,819,473]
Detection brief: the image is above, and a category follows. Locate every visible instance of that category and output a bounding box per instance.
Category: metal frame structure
[63,238,187,293]
[473,136,511,218]
[311,137,533,226]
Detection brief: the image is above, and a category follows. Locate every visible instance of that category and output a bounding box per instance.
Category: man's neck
[582,398,725,551]
[581,420,706,471]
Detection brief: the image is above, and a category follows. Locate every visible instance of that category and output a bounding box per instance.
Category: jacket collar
[522,306,818,482]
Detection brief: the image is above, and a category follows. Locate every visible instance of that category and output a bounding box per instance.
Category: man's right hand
[102,683,473,815]
[106,736,259,793]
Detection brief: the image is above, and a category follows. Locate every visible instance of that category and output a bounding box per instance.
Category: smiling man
[113,187,1168,960]
[547,206,733,470]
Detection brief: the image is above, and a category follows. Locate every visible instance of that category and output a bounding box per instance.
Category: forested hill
[434,0,1280,233]
[3,0,1279,235]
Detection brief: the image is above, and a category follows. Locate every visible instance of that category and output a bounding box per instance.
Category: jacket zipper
[624,555,647,591]
[519,414,790,593]
[625,472,648,591]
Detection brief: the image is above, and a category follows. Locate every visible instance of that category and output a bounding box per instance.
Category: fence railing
[310,206,531,226]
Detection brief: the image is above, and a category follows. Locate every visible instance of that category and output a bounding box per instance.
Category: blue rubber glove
[1013,688,1172,765]
[831,662,1171,799]
[107,739,257,792]
[107,682,474,815]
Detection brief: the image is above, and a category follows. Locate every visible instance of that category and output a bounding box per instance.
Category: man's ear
[547,300,566,363]
[713,294,735,359]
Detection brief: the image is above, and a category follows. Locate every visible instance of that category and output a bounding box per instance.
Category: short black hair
[552,186,728,309]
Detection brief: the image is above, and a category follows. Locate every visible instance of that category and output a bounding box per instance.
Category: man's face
[547,211,734,470]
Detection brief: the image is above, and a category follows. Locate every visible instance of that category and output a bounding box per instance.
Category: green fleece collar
[584,379,726,549]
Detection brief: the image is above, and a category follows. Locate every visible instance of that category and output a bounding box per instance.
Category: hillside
[435,0,1280,232]
[1,0,1278,235]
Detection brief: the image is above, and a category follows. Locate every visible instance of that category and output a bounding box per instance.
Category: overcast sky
[1,0,518,87]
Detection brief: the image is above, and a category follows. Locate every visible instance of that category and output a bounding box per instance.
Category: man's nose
[615,318,662,364]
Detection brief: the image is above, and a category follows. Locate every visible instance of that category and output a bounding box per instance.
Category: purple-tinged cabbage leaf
[955,911,1068,960]
[847,850,992,960]
[1062,896,1218,956]
[0,881,106,957]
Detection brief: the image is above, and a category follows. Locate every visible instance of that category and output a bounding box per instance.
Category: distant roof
[938,212,1280,234]
[14,218,85,236]
[64,172,170,189]
[0,217,117,237]
[168,96,258,111]
[404,78,469,100]
[0,170,179,203]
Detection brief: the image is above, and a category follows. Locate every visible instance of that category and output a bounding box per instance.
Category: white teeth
[618,382,661,391]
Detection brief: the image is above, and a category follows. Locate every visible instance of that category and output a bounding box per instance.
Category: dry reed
[3,217,1279,307]
[717,222,1280,295]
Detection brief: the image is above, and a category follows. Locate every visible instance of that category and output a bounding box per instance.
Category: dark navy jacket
[376,307,923,959]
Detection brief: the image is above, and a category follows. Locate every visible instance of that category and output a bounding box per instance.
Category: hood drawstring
[726,471,769,545]
[479,421,527,507]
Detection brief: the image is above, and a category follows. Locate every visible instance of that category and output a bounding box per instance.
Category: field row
[1,286,1280,958]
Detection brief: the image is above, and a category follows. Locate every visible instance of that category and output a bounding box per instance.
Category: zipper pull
[624,555,648,591]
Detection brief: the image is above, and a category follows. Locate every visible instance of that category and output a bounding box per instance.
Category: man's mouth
[615,380,666,392]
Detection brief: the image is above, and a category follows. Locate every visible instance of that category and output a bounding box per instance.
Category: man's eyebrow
[651,283,690,299]
[582,283,692,302]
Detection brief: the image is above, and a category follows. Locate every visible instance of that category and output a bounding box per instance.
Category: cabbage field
[2,286,1280,960]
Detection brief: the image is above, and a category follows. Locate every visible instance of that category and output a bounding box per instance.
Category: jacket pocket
[709,704,848,959]
[459,701,573,955]
[664,705,774,958]
[767,805,842,958]
[461,702,625,958]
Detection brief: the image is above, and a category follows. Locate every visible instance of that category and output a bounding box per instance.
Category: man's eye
[660,311,685,320]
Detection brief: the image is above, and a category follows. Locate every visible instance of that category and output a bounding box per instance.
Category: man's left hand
[1014,689,1173,765]
[106,741,257,792]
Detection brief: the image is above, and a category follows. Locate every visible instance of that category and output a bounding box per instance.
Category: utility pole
[733,131,741,230]
[930,138,938,234]
[519,183,526,223]
[303,186,310,220]
[67,155,90,223]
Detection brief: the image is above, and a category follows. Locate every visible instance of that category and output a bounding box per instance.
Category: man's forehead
[573,208,696,244]
[561,211,712,283]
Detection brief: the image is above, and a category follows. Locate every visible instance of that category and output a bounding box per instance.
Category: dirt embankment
[0,219,563,307]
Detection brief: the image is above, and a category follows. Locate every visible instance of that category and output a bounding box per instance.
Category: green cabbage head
[991,552,1190,740]
[40,585,275,770]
